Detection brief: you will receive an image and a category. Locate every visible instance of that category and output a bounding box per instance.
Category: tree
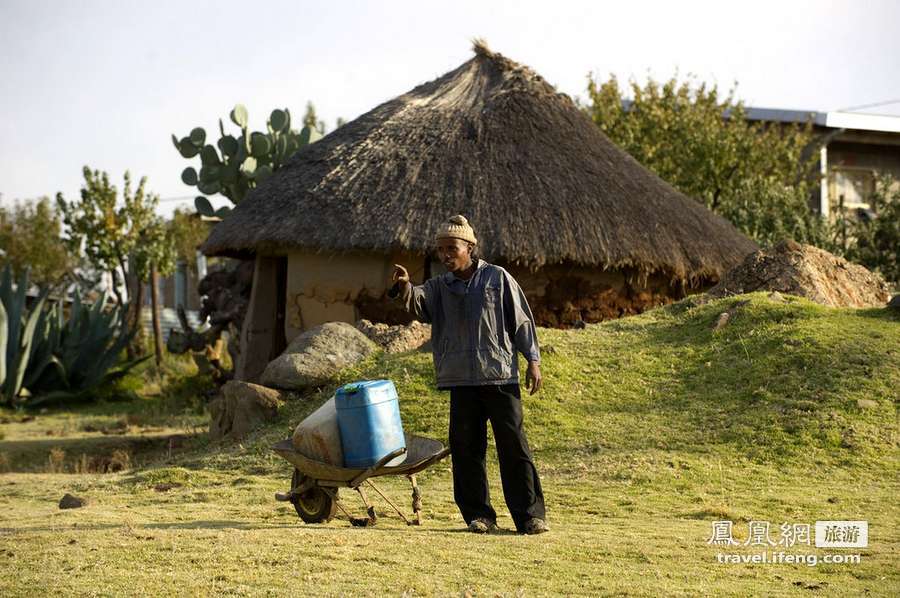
[0,196,78,290]
[838,175,900,285]
[586,74,826,247]
[56,167,177,362]
[169,207,210,277]
[718,178,832,250]
[303,101,327,135]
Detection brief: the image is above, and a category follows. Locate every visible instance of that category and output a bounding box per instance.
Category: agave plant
[0,265,148,408]
[0,266,49,405]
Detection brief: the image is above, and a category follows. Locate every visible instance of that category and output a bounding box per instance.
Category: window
[829,166,875,213]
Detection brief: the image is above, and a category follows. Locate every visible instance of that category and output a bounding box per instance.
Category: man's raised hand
[392,264,410,284]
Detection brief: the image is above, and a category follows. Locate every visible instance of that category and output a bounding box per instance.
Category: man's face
[436,238,472,273]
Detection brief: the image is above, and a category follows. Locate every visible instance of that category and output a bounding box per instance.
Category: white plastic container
[291,396,344,466]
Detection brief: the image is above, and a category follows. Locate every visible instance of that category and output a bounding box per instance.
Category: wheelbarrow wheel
[290,469,337,524]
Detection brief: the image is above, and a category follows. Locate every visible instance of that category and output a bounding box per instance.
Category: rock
[209,381,287,441]
[889,294,900,310]
[856,398,878,409]
[356,319,431,353]
[707,240,891,308]
[208,396,228,440]
[712,312,730,331]
[711,299,749,330]
[261,322,378,390]
[59,493,87,509]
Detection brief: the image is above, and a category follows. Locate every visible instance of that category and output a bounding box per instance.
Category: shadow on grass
[0,432,207,473]
[143,520,302,531]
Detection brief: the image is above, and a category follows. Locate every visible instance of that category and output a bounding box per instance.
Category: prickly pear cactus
[173,105,321,218]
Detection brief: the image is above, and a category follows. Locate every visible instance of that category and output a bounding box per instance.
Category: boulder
[209,380,286,441]
[355,319,431,353]
[59,493,87,509]
[260,322,379,390]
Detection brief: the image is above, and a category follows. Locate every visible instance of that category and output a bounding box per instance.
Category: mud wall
[285,249,425,341]
[285,250,716,335]
[503,261,710,328]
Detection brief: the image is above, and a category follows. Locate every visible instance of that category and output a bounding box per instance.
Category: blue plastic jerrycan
[334,379,406,468]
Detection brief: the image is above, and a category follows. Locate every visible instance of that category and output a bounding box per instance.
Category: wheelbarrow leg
[356,486,377,526]
[408,475,423,526]
[320,486,370,527]
[364,480,412,525]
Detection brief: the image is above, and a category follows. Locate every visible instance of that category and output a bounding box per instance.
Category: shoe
[522,518,549,535]
[467,518,499,534]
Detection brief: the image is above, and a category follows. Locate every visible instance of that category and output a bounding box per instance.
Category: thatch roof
[202,41,758,281]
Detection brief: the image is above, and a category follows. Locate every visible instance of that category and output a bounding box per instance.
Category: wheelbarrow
[272,433,450,526]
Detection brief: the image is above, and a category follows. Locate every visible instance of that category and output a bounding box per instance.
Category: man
[389,214,548,535]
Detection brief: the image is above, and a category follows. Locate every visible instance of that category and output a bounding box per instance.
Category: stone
[856,398,878,410]
[261,322,378,390]
[888,294,900,310]
[712,312,730,331]
[59,493,87,509]
[208,396,228,440]
[209,381,286,441]
[355,319,431,353]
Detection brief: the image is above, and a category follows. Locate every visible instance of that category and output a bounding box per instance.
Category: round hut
[202,42,757,378]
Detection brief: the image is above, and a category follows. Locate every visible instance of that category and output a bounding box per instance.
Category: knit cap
[435,215,478,245]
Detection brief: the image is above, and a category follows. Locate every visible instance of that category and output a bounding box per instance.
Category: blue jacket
[392,259,541,389]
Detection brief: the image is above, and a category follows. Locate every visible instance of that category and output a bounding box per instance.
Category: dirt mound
[707,240,891,308]
[356,319,431,353]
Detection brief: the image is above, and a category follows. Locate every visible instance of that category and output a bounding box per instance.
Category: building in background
[745,108,900,218]
[140,252,207,340]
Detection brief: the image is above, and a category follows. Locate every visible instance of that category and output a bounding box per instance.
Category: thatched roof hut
[202,42,757,281]
[203,42,758,380]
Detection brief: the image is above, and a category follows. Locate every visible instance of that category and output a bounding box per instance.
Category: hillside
[1,292,898,596]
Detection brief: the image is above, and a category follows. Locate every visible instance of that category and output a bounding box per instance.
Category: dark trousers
[449,383,545,532]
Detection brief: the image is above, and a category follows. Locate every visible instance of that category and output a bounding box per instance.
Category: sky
[2,0,899,217]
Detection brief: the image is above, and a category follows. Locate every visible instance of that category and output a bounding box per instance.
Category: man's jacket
[391,259,541,389]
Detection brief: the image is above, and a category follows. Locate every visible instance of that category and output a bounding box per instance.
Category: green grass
[0,292,898,596]
[0,353,212,473]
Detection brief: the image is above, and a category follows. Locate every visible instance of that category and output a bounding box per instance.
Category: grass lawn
[1,292,898,596]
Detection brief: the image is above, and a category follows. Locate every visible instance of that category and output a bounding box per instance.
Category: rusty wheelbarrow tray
[272,433,450,526]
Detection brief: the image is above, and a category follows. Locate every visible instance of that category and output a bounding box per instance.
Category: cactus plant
[174,105,322,218]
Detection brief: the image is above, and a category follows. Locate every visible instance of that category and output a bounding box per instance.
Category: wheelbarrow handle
[349,446,407,488]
